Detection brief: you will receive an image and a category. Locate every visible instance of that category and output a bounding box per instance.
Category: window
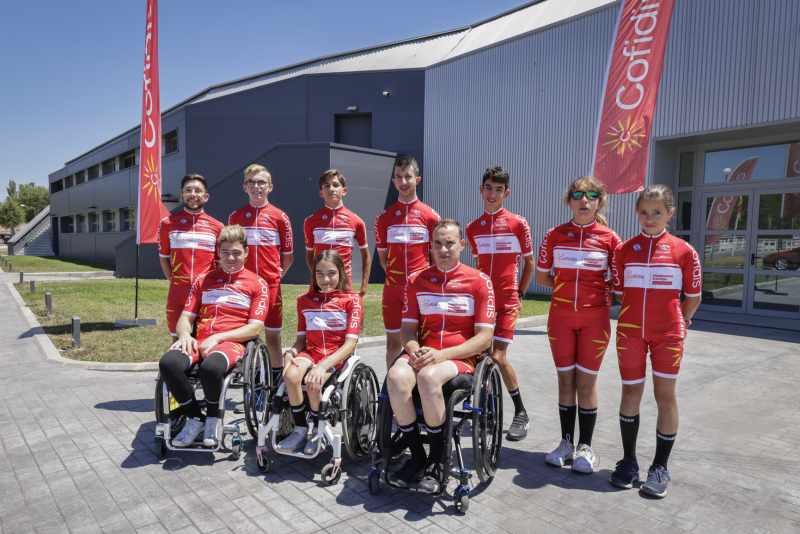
[65,176,74,188]
[163,130,178,155]
[61,216,74,234]
[120,150,136,170]
[50,181,63,194]
[88,165,100,180]
[102,157,116,175]
[76,215,86,233]
[122,208,136,231]
[104,211,117,232]
[704,141,800,183]
[89,213,100,233]
[74,170,86,185]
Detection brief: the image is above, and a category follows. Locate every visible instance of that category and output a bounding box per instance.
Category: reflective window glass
[702,273,744,308]
[753,275,800,313]
[755,234,800,271]
[704,141,800,183]
[705,195,748,231]
[679,152,694,187]
[703,236,746,269]
[758,193,800,230]
[677,191,692,231]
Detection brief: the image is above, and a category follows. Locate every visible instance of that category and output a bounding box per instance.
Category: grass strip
[0,255,115,273]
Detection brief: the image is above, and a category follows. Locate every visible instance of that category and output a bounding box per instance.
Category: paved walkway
[1,281,799,533]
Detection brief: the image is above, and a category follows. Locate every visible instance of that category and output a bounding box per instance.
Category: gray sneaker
[641,464,671,498]
[276,427,309,453]
[173,418,204,447]
[545,439,575,466]
[571,443,597,473]
[203,417,220,447]
[304,428,324,455]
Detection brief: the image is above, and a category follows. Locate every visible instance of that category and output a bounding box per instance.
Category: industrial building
[35,0,800,325]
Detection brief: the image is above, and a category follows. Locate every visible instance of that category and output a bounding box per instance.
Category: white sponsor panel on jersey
[416,293,475,316]
[169,231,217,251]
[313,229,355,247]
[202,289,251,309]
[244,227,280,246]
[387,225,430,244]
[552,247,608,271]
[473,234,522,254]
[303,310,348,331]
[623,265,683,290]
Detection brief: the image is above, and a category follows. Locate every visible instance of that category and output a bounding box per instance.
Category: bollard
[72,316,81,349]
[30,280,35,294]
[45,293,52,315]
[20,271,24,284]
[8,262,12,271]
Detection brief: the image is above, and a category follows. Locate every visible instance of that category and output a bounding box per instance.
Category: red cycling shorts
[396,352,480,377]
[382,285,406,333]
[166,284,192,336]
[493,291,521,343]
[547,305,611,375]
[264,284,283,331]
[615,336,684,384]
[181,341,246,371]
[294,350,347,371]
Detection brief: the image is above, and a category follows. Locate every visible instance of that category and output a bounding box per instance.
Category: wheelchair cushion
[411,373,473,405]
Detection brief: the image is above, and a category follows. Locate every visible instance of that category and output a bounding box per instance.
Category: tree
[17,182,49,222]
[6,181,17,202]
[0,200,24,235]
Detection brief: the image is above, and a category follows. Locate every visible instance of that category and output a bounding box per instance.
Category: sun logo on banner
[141,154,161,203]
[709,215,728,230]
[602,116,646,158]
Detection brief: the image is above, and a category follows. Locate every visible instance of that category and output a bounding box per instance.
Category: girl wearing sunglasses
[535,176,620,473]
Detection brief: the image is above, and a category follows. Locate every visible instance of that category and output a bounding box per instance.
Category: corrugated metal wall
[424,0,800,293]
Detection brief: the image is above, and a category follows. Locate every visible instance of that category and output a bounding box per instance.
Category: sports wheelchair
[154,338,272,459]
[255,355,380,485]
[369,355,503,513]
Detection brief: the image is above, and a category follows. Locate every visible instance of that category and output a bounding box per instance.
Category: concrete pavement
[1,279,799,533]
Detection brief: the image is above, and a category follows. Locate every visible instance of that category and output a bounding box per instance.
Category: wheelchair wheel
[472,357,503,483]
[243,339,272,438]
[154,374,187,436]
[341,363,379,461]
[321,463,342,486]
[377,378,407,463]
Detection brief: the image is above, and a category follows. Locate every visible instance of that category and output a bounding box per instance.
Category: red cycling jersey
[374,199,440,287]
[296,290,362,369]
[182,267,269,342]
[611,230,702,341]
[158,209,224,285]
[401,262,495,356]
[537,220,621,310]
[303,205,368,283]
[466,208,533,291]
[228,203,293,285]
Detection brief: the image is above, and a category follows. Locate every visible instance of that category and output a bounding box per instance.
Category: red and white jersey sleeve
[157,209,224,286]
[614,231,702,341]
[296,291,362,359]
[401,263,495,354]
[466,208,533,291]
[303,205,368,282]
[228,203,293,285]
[536,220,621,310]
[182,267,269,341]
[374,199,440,287]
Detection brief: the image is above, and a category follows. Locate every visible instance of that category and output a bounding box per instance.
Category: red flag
[704,157,758,246]
[787,142,800,178]
[136,0,169,244]
[591,0,676,194]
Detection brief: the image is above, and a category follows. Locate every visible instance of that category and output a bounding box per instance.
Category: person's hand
[410,347,448,369]
[684,315,692,328]
[283,351,299,377]
[198,335,221,358]
[171,334,197,355]
[304,364,328,393]
[359,286,368,299]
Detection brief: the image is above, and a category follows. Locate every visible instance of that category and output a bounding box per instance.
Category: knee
[557,374,576,391]
[576,382,594,399]
[621,383,645,399]
[416,367,439,390]
[387,366,415,396]
[654,388,677,408]
[197,355,227,381]
[283,365,304,386]
[159,350,187,377]
[491,350,509,367]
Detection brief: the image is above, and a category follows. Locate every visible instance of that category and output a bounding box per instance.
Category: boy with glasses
[228,165,294,377]
[158,174,225,339]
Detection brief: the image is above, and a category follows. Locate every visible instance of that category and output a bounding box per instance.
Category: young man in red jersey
[158,174,224,339]
[303,169,370,298]
[374,156,440,369]
[465,166,535,441]
[228,164,294,380]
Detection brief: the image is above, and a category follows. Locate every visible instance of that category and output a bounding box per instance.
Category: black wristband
[518,290,525,300]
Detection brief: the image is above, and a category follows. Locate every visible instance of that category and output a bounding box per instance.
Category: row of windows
[60,208,136,234]
[51,130,178,194]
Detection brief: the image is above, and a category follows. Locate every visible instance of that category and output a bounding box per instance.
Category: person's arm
[198,321,264,358]
[305,249,314,272]
[281,252,294,277]
[172,313,198,354]
[158,218,172,279]
[536,228,555,288]
[304,336,357,393]
[401,321,421,357]
[536,269,554,288]
[377,249,388,272]
[518,254,535,295]
[160,257,173,280]
[681,244,702,327]
[280,212,294,277]
[359,247,371,297]
[682,296,701,327]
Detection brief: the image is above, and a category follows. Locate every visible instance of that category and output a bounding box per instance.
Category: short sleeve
[280,212,294,253]
[303,216,314,251]
[247,277,269,324]
[181,275,204,317]
[213,221,223,265]
[537,229,555,272]
[611,244,625,295]
[473,273,496,329]
[374,212,387,251]
[517,217,534,256]
[296,296,307,335]
[466,224,478,258]
[157,217,171,258]
[401,277,420,324]
[227,210,236,226]
[355,217,369,249]
[345,294,362,338]
[427,208,441,234]
[682,244,702,297]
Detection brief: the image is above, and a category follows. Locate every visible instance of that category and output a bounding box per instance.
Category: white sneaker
[203,417,220,447]
[304,428,324,455]
[545,438,575,466]
[572,443,597,473]
[276,426,308,453]
[173,418,205,447]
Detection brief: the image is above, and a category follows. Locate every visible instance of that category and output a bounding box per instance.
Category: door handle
[751,253,755,265]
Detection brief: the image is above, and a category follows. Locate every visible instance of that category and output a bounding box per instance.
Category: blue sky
[0,0,523,195]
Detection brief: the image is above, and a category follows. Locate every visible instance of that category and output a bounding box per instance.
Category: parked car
[0,233,11,244]
[762,247,800,270]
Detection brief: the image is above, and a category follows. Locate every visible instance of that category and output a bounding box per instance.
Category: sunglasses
[571,190,600,200]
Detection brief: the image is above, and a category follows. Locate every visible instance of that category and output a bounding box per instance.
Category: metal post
[72,317,81,349]
[8,262,12,271]
[19,272,23,284]
[134,244,140,322]
[45,293,52,315]
[30,280,35,294]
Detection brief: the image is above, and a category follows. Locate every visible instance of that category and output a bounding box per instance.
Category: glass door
[746,189,800,318]
[698,189,754,312]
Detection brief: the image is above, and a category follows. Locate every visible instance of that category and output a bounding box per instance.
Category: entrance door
[746,188,800,318]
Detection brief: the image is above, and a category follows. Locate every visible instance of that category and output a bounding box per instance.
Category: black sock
[619,413,640,462]
[178,396,203,420]
[509,389,526,414]
[653,430,676,469]
[426,423,446,465]
[291,403,308,428]
[559,404,577,444]
[578,407,597,447]
[204,398,219,419]
[272,366,283,386]
[309,409,320,429]
[399,423,427,460]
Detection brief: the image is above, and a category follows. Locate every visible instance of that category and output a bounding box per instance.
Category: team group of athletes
[156,154,701,499]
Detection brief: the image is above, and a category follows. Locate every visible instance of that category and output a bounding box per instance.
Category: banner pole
[135,244,140,322]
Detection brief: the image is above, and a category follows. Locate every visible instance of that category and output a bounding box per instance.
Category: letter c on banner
[616,84,644,110]
[145,118,156,148]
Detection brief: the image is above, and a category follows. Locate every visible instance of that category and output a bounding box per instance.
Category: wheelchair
[153,338,272,459]
[255,354,380,486]
[369,354,504,513]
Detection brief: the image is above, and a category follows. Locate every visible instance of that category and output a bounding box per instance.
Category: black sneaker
[641,464,671,498]
[609,457,640,489]
[388,455,427,488]
[507,411,529,441]
[417,461,444,493]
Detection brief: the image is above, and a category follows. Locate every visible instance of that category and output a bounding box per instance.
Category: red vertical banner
[786,142,800,178]
[591,0,676,194]
[137,0,169,244]
[704,157,758,246]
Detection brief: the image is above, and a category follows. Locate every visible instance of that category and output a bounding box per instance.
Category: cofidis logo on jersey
[554,251,578,266]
